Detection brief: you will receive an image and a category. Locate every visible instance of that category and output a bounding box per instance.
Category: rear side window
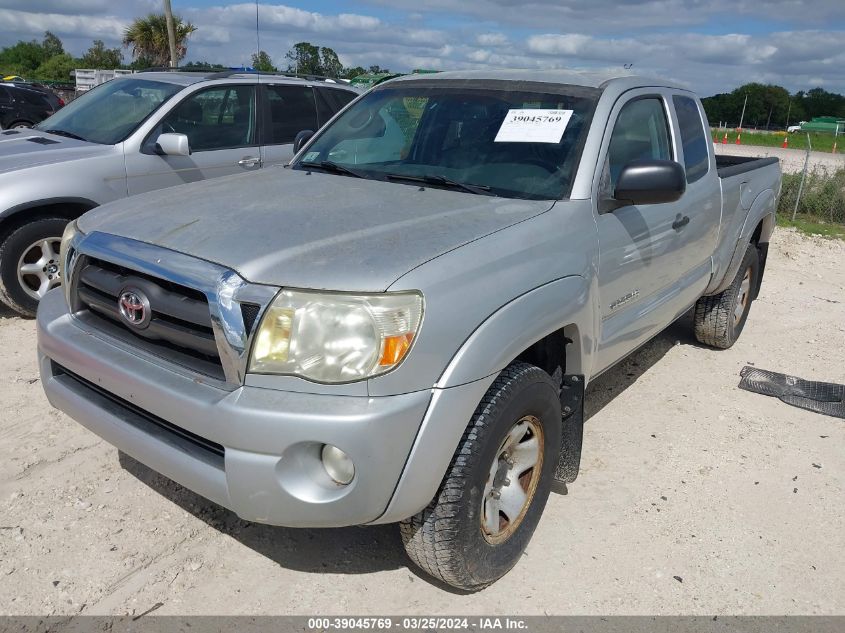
[16,89,48,107]
[607,97,672,189]
[315,88,357,126]
[673,95,709,184]
[265,85,318,145]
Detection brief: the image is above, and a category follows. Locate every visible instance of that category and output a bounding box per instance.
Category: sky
[0,0,844,96]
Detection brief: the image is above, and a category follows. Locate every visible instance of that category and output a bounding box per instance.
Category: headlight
[248,289,423,383]
[60,220,81,305]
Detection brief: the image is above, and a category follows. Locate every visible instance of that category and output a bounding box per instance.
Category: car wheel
[400,362,561,591]
[10,121,33,129]
[693,243,760,349]
[0,217,70,317]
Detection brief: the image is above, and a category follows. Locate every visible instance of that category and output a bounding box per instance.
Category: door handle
[238,157,261,168]
[672,215,690,231]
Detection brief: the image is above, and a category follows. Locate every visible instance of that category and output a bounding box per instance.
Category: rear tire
[400,362,561,591]
[9,121,33,129]
[693,243,759,349]
[0,217,70,317]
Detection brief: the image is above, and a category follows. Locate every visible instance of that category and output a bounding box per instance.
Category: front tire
[400,363,561,591]
[693,243,760,349]
[0,217,69,317]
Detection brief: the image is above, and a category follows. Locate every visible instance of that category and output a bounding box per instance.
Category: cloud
[0,0,842,96]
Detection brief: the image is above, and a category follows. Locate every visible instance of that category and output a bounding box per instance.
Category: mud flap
[554,373,585,485]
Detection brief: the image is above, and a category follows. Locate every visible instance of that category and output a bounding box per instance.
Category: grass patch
[710,129,842,153]
[777,214,845,239]
[775,167,845,239]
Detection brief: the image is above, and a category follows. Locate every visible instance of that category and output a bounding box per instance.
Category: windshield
[293,82,598,200]
[34,78,182,144]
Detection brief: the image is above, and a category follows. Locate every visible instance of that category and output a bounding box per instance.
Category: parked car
[0,70,359,316]
[1,80,66,111]
[38,70,781,590]
[0,82,58,129]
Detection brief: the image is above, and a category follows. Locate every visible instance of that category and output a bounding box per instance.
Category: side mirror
[293,129,315,154]
[156,132,191,157]
[614,159,686,206]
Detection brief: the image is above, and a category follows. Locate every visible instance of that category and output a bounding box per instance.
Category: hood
[0,130,112,175]
[79,167,554,291]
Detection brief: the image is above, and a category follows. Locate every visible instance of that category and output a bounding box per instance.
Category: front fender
[372,275,596,524]
[437,275,595,387]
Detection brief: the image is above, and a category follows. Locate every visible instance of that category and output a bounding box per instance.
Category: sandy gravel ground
[0,228,843,616]
[714,143,845,175]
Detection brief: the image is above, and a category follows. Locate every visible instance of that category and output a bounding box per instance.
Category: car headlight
[59,220,82,305]
[248,289,423,383]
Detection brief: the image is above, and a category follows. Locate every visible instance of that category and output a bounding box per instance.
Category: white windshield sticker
[494,109,574,143]
[303,151,320,162]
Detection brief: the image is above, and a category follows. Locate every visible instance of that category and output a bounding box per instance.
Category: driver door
[593,91,709,373]
[125,84,260,195]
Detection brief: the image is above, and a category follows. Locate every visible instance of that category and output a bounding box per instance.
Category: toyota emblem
[118,288,151,329]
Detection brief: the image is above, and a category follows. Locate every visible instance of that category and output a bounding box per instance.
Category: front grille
[52,363,224,468]
[73,256,225,381]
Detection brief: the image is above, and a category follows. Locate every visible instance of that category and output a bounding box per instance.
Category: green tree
[0,40,49,76]
[343,65,366,80]
[33,53,77,81]
[285,42,321,75]
[251,50,276,72]
[368,64,390,74]
[81,40,123,69]
[319,47,342,78]
[42,31,64,58]
[181,60,226,70]
[122,13,197,67]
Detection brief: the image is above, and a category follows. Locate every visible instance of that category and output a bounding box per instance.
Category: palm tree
[122,13,197,67]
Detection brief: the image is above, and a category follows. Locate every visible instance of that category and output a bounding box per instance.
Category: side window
[607,97,672,189]
[160,85,255,152]
[265,85,318,145]
[673,95,709,183]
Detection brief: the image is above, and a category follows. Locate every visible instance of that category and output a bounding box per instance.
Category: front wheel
[0,217,70,317]
[400,362,561,591]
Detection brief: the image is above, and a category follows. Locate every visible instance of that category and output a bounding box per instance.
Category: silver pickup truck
[37,70,781,591]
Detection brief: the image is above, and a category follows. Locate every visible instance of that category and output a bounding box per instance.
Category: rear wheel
[9,121,33,129]
[693,243,760,349]
[400,362,561,591]
[0,217,69,317]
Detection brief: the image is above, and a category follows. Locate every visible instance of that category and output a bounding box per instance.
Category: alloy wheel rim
[481,415,544,544]
[734,267,752,325]
[17,237,62,301]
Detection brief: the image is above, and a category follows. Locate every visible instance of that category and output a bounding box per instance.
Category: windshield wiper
[300,160,367,179]
[42,129,89,142]
[385,173,495,196]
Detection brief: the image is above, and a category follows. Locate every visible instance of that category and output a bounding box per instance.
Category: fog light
[321,444,355,485]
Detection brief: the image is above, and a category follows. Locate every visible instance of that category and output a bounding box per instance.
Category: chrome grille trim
[67,231,278,386]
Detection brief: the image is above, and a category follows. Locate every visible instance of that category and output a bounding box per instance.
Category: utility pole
[785,99,792,130]
[163,0,178,68]
[738,93,748,131]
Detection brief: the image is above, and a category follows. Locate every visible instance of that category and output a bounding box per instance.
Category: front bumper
[37,288,431,528]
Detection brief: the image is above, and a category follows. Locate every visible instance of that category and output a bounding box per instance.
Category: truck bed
[716,154,779,179]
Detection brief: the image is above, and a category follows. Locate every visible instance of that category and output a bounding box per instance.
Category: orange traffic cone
[722,133,728,144]
[735,130,742,144]
[782,136,788,149]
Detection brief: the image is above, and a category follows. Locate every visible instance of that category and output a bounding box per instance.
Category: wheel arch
[374,275,595,524]
[0,197,98,241]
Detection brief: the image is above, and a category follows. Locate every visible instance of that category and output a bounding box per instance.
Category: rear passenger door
[0,87,12,127]
[126,84,259,195]
[259,84,319,166]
